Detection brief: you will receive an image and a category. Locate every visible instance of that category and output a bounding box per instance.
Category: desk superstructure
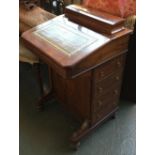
[22,5,132,149]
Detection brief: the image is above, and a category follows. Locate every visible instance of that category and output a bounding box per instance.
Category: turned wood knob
[114,89,118,95]
[117,61,121,67]
[115,76,120,81]
[113,101,117,105]
[98,100,103,106]
[100,71,105,77]
[98,87,103,93]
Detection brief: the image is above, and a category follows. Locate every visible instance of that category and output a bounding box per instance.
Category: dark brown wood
[36,66,55,111]
[69,0,83,4]
[93,54,126,82]
[21,10,132,148]
[34,62,44,95]
[36,91,55,111]
[65,4,125,35]
[52,70,91,122]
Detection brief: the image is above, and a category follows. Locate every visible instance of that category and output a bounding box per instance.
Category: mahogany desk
[22,5,132,149]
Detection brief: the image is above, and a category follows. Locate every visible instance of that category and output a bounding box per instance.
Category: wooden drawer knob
[113,101,117,105]
[117,61,121,67]
[98,100,103,107]
[114,89,118,95]
[115,76,120,81]
[100,71,105,77]
[98,87,103,93]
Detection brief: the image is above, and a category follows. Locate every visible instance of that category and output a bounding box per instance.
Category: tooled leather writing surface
[22,15,131,78]
[22,15,110,68]
[33,21,98,56]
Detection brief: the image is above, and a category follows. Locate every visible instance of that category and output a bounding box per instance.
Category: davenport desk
[22,5,132,149]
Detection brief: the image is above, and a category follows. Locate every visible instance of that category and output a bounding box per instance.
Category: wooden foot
[70,120,90,146]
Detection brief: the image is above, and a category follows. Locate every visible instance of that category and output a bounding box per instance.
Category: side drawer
[92,85,121,124]
[93,84,121,113]
[94,54,126,83]
[94,70,123,98]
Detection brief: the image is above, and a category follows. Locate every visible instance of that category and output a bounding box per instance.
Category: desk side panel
[52,70,92,122]
[66,71,92,122]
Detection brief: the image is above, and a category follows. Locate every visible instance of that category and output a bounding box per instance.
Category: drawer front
[94,54,126,83]
[92,85,121,123]
[93,84,121,113]
[91,54,126,124]
[94,71,123,98]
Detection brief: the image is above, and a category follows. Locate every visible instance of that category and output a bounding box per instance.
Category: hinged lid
[65,5,125,35]
[22,15,131,78]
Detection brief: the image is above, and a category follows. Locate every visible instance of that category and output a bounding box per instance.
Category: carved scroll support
[70,119,90,149]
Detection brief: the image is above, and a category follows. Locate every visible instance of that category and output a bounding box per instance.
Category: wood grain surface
[21,9,133,148]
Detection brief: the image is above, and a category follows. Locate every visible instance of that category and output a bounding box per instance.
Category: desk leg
[36,91,55,111]
[34,63,44,95]
[35,65,55,111]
